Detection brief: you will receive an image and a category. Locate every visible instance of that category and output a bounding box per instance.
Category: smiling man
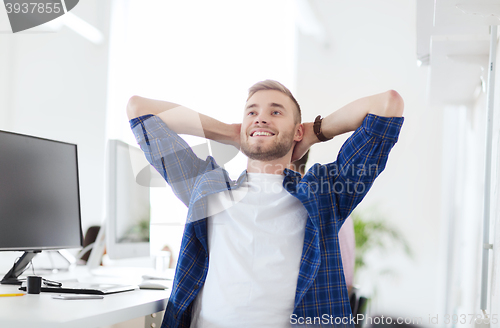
[127,80,404,328]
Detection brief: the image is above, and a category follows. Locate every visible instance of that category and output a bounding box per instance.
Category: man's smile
[250,129,276,137]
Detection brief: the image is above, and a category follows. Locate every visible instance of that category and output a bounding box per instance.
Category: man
[127,80,404,327]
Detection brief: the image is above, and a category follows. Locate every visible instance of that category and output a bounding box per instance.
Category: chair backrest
[80,226,101,262]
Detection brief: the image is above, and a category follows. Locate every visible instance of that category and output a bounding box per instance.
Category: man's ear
[294,123,304,142]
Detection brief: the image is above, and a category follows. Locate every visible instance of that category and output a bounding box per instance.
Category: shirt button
[194,284,199,289]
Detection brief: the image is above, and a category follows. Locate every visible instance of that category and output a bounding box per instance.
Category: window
[106,0,297,262]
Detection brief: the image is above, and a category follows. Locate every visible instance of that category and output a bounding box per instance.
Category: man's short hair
[247,80,301,124]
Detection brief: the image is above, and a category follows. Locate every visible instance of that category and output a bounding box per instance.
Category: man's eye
[248,111,255,116]
[272,111,281,115]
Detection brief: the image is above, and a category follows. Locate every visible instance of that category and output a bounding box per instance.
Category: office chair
[79,225,101,263]
[350,289,369,328]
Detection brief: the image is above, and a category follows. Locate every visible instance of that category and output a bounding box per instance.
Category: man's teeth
[253,131,273,136]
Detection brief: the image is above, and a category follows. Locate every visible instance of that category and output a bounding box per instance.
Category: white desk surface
[0,266,171,328]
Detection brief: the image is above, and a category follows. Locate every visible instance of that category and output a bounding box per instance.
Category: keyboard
[19,282,138,295]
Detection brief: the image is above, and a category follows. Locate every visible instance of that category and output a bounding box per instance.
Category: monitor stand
[1,250,41,285]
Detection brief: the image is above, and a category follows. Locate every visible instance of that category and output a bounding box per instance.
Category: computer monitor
[105,140,157,260]
[0,130,83,284]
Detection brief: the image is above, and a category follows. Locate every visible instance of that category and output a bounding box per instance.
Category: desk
[0,267,171,328]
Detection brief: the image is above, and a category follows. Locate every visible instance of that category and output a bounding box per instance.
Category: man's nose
[254,112,269,124]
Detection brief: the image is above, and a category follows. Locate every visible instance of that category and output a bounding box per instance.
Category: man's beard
[240,130,294,161]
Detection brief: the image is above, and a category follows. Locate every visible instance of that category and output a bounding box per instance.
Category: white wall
[0,0,112,258]
[296,0,442,321]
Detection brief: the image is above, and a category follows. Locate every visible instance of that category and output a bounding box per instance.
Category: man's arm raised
[319,89,404,139]
[292,90,404,161]
[127,95,241,147]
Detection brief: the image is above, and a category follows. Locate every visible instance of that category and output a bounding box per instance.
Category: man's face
[240,90,300,161]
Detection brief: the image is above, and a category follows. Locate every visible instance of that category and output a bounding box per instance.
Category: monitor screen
[0,130,83,251]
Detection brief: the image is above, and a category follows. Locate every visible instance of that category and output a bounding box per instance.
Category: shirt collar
[283,167,302,179]
[235,168,302,186]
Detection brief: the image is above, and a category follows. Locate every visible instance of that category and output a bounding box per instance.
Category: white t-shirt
[190,173,308,328]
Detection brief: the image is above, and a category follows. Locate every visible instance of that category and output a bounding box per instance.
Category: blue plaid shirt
[130,114,403,328]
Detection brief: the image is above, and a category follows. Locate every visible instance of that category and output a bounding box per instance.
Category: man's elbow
[126,95,144,120]
[383,90,404,117]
